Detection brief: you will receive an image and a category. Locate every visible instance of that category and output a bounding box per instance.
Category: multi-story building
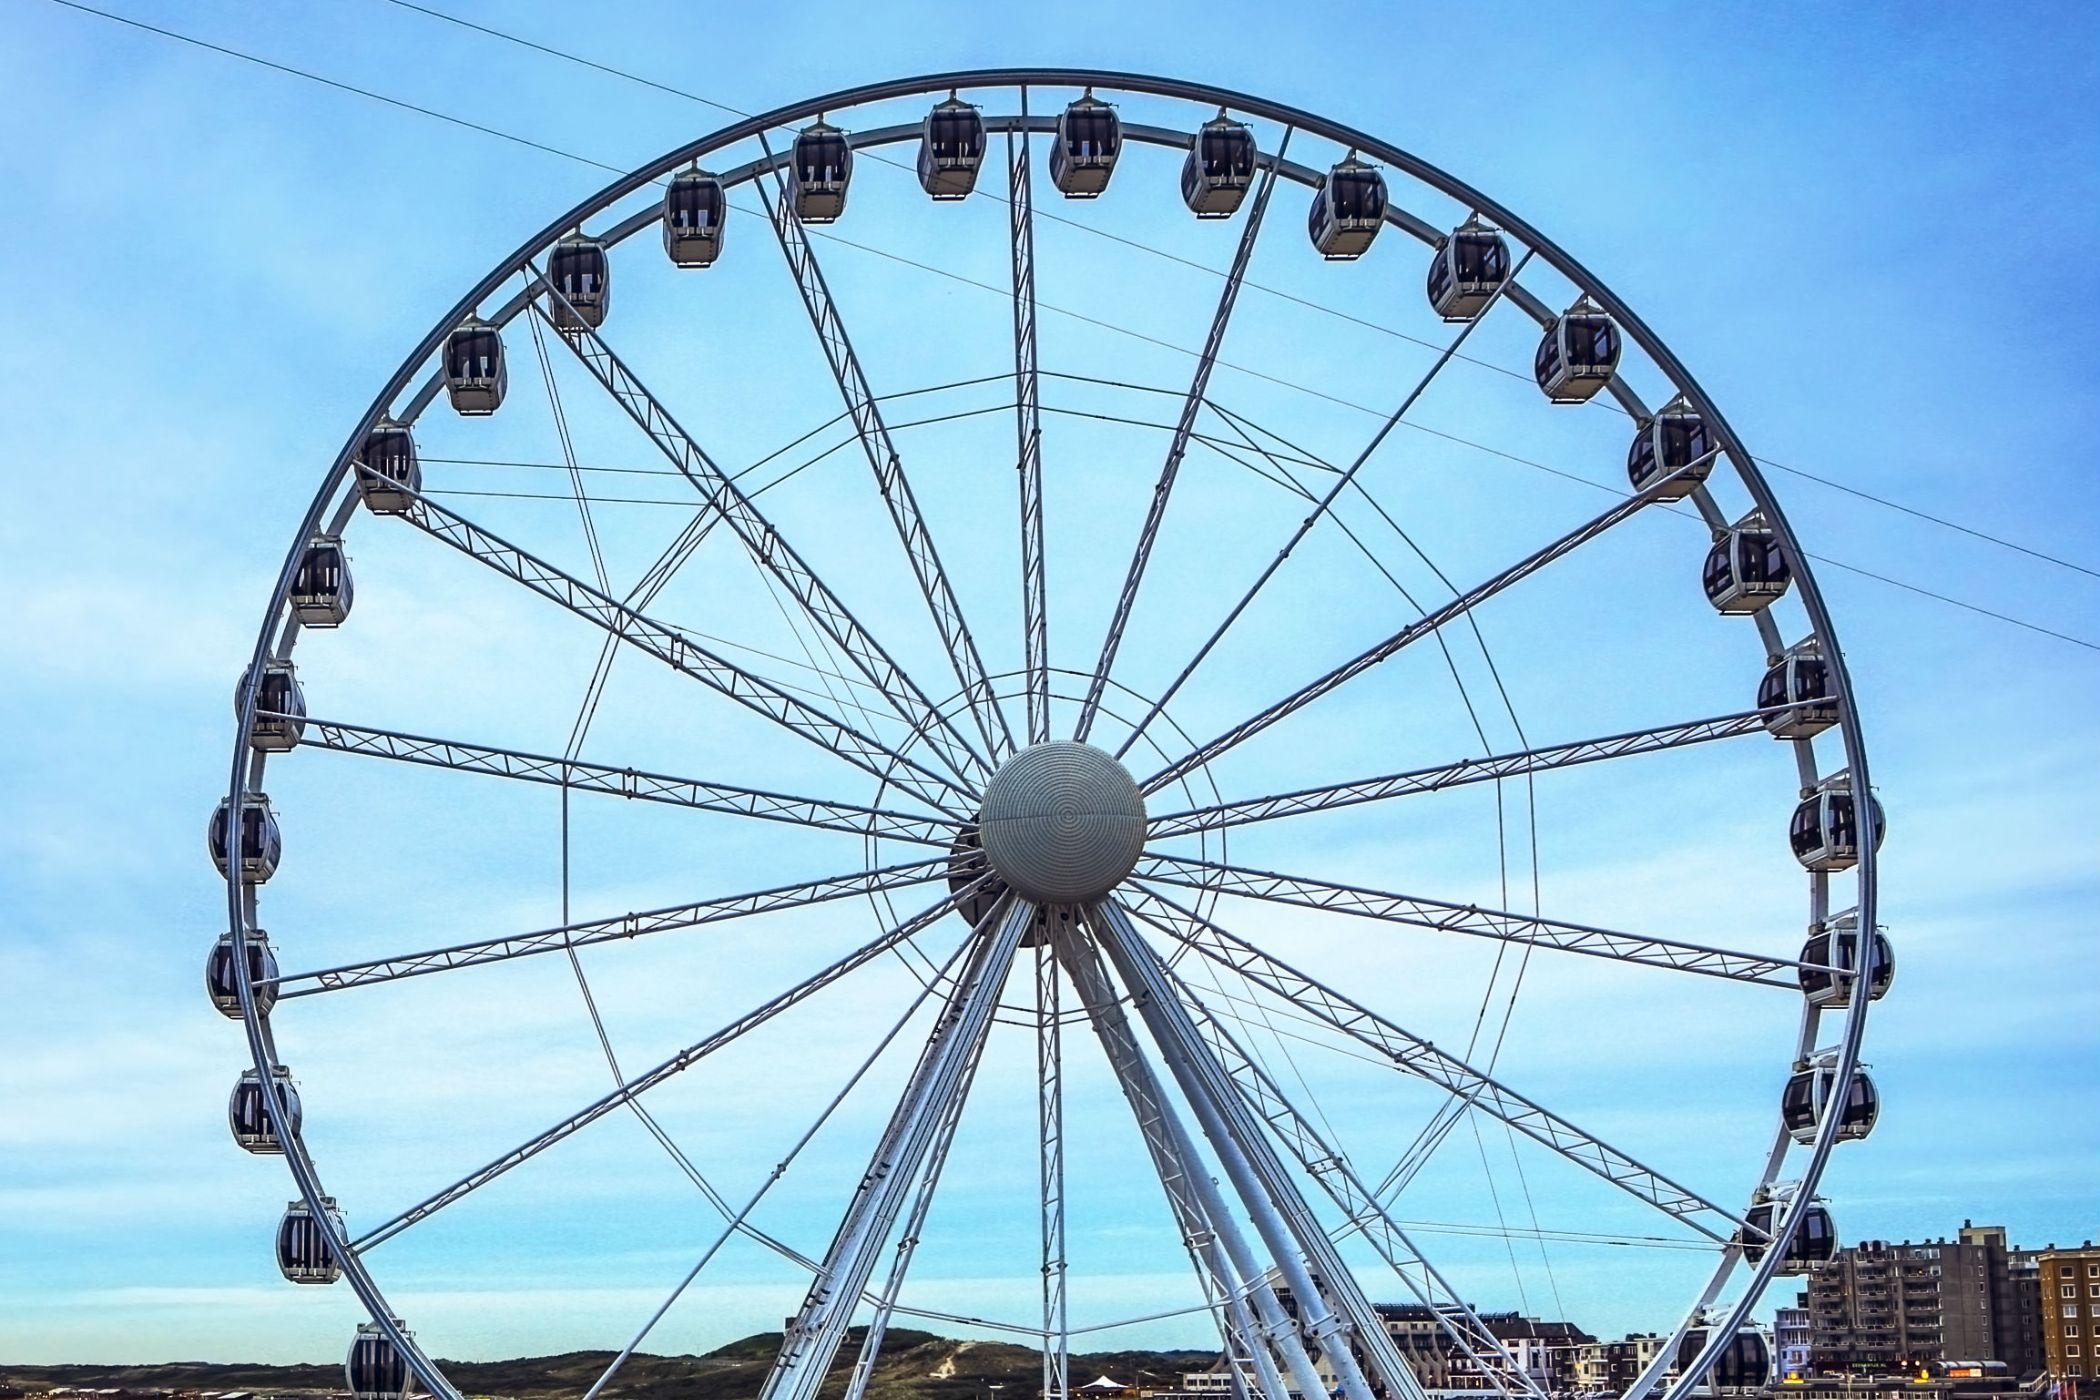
[1961,1224,2045,1377]
[1269,1291,1593,1396]
[1808,1224,2046,1374]
[2039,1243,2100,1385]
[2002,1243,2046,1380]
[1777,1291,1815,1380]
[1486,1314,1594,1395]
[1570,1334,1674,1396]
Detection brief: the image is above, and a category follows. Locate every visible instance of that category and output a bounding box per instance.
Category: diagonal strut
[286,713,963,847]
[1135,852,1820,987]
[755,136,1016,762]
[1124,883,1744,1240]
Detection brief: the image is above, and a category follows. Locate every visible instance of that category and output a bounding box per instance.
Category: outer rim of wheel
[222,68,1877,1400]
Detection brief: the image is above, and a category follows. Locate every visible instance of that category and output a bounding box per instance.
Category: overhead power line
[41,0,2100,654]
[47,0,628,174]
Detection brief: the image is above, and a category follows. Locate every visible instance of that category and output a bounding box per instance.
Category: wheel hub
[976,742,1146,906]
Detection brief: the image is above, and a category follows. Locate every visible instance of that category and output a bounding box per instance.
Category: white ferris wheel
[213,68,1888,1400]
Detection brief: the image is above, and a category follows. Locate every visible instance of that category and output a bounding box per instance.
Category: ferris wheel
[214,68,1888,1400]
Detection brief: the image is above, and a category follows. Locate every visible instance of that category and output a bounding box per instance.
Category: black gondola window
[1789,801,1823,859]
[296,545,342,595]
[1781,1073,1817,1128]
[1828,795,1857,852]
[447,330,498,380]
[1064,103,1119,160]
[553,246,606,297]
[1739,534,1789,586]
[1455,235,1509,282]
[1199,128,1253,177]
[1757,665,1789,710]
[1660,415,1711,467]
[930,110,983,159]
[1845,1074,1877,1124]
[1703,540,1736,598]
[1569,318,1618,369]
[1535,333,1564,384]
[1333,172,1384,221]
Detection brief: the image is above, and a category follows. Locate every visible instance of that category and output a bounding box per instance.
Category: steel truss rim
[223,67,1877,1400]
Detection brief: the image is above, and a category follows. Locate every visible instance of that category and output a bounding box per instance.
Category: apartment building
[2039,1243,2100,1384]
[1808,1224,2044,1375]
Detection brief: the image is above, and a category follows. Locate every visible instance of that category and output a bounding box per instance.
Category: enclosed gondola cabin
[291,535,353,628]
[1051,94,1121,198]
[918,98,986,200]
[1627,396,1714,499]
[348,1321,417,1400]
[662,168,726,267]
[1740,1199,1838,1274]
[442,317,506,416]
[210,794,282,884]
[1703,510,1791,615]
[1781,1060,1880,1144]
[1534,297,1620,402]
[278,1197,345,1284]
[547,233,610,330]
[1799,912,1894,1009]
[1308,156,1386,260]
[208,931,279,1019]
[229,1065,302,1153]
[1676,1326,1772,1393]
[237,659,306,753]
[1790,770,1884,874]
[1426,220,1512,321]
[1758,638,1838,739]
[1181,115,1256,218]
[791,122,854,223]
[354,418,420,515]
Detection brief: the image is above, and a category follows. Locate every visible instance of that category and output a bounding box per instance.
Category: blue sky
[2,0,2096,1371]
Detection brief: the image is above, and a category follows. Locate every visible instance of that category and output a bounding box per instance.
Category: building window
[2089,1264,2100,1278]
[2070,1304,2082,1318]
[2068,1284,2081,1298]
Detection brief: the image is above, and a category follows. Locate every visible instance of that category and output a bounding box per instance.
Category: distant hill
[1,1329,1221,1400]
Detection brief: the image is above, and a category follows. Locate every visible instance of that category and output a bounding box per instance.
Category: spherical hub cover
[978,742,1146,905]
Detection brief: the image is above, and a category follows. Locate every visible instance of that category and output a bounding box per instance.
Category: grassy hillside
[1,1330,1220,1400]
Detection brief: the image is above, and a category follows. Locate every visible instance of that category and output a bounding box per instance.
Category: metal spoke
[841,969,998,1400]
[1123,884,1744,1240]
[1136,852,1819,988]
[277,857,951,999]
[1090,900,1421,1400]
[530,287,991,789]
[285,713,965,847]
[1141,459,1698,795]
[582,932,976,1400]
[1158,952,1553,1400]
[1052,920,1309,1400]
[351,881,982,1251]
[372,468,976,813]
[1036,924,1070,1400]
[1147,705,1809,839]
[1075,128,1293,743]
[758,897,1033,1400]
[1009,96,1050,747]
[1114,249,1534,763]
[755,139,1016,762]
